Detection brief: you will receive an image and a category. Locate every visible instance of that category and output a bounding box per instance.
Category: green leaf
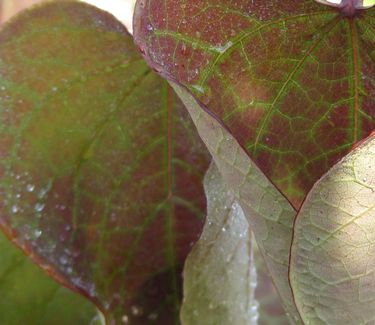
[0,2,210,323]
[133,0,375,208]
[289,132,375,325]
[0,230,97,325]
[181,162,257,325]
[171,83,302,324]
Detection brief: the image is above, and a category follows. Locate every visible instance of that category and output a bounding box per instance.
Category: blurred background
[0,0,135,32]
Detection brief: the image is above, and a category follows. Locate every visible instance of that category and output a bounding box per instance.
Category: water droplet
[11,205,19,213]
[212,41,233,54]
[38,179,52,198]
[26,184,35,192]
[181,43,187,55]
[59,255,68,265]
[131,305,142,316]
[34,229,42,238]
[250,303,258,312]
[192,84,204,94]
[146,24,154,31]
[34,202,45,212]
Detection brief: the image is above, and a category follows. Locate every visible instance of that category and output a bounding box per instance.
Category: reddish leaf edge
[287,129,375,325]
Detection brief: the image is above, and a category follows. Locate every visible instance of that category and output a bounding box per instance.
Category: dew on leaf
[212,41,233,54]
[191,85,204,94]
[38,179,52,198]
[11,205,19,213]
[33,229,42,239]
[181,42,187,55]
[34,202,45,212]
[147,313,158,321]
[131,305,142,316]
[59,255,69,265]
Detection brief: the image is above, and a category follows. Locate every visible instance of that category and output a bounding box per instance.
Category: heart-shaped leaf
[0,230,97,325]
[289,132,375,324]
[134,0,375,208]
[0,2,210,323]
[171,83,302,323]
[181,162,257,325]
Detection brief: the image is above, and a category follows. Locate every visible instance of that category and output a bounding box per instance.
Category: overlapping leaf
[181,162,257,325]
[134,0,375,208]
[172,83,302,323]
[290,132,375,324]
[0,2,210,324]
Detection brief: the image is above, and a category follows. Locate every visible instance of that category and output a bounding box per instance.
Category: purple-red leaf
[133,0,375,208]
[0,2,210,324]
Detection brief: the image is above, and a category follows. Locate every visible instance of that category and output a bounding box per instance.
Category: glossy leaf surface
[290,132,375,325]
[0,2,209,323]
[172,83,301,324]
[181,162,257,325]
[134,0,375,208]
[0,230,97,325]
